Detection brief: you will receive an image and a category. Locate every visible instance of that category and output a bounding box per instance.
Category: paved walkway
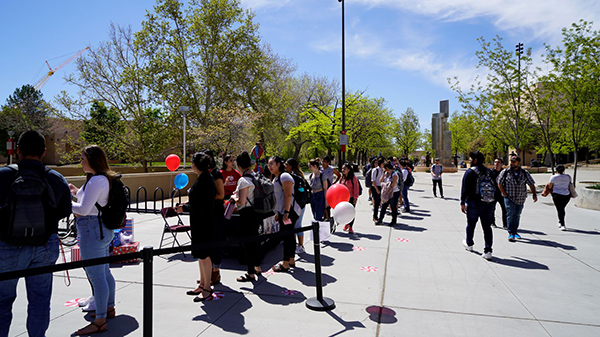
[8,168,600,336]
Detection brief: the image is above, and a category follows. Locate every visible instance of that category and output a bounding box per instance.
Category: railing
[129,186,183,214]
[0,222,334,337]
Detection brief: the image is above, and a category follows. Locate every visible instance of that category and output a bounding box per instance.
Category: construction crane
[33,46,89,90]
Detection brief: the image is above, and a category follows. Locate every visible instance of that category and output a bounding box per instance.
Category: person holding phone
[268,156,302,272]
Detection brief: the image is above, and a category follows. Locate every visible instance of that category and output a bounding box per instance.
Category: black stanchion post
[306,221,336,311]
[142,246,154,337]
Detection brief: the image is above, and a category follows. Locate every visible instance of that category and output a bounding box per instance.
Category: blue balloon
[174,173,189,190]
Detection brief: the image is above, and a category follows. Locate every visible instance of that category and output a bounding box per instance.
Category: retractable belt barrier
[0,221,335,337]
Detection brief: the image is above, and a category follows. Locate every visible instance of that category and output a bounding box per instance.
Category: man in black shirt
[0,131,72,337]
[490,158,507,229]
[460,151,494,261]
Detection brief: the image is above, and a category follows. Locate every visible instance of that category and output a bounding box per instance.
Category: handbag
[224,200,235,219]
[569,182,578,198]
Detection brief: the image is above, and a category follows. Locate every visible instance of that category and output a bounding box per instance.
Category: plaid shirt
[497,167,536,205]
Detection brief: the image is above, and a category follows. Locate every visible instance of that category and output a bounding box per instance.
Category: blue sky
[1,0,599,130]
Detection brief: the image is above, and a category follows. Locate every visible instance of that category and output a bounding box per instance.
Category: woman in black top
[175,152,216,302]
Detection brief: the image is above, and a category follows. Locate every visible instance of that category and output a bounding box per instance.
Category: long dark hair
[270,156,285,174]
[82,145,117,182]
[222,154,233,170]
[286,158,303,177]
[342,162,355,181]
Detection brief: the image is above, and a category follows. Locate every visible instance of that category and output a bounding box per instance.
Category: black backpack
[244,172,276,217]
[0,165,57,246]
[279,173,310,209]
[404,170,415,187]
[364,168,373,188]
[93,174,129,234]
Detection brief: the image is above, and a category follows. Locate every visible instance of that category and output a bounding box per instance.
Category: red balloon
[165,154,181,172]
[326,183,350,209]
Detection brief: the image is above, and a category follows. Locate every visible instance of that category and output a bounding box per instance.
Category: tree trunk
[292,143,302,159]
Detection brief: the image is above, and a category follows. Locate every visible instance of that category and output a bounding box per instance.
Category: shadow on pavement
[193,284,252,334]
[289,265,337,287]
[392,223,427,232]
[400,215,424,221]
[515,229,547,235]
[567,228,600,235]
[410,189,425,192]
[491,256,550,270]
[296,252,335,267]
[326,310,366,337]
[333,232,382,241]
[366,305,398,324]
[520,238,577,250]
[73,314,139,336]
[241,279,307,306]
[321,241,355,252]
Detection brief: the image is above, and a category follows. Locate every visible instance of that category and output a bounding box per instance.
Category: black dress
[183,171,216,259]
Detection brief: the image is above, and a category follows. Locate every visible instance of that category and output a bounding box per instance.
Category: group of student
[364,156,414,227]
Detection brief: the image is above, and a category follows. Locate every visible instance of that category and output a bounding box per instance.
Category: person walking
[377,162,402,227]
[460,151,495,260]
[175,152,216,302]
[69,145,118,334]
[269,156,301,272]
[308,159,328,222]
[339,162,360,233]
[497,155,537,242]
[490,158,507,229]
[0,131,72,337]
[370,157,384,223]
[232,152,263,282]
[545,164,572,231]
[400,159,411,213]
[431,158,444,198]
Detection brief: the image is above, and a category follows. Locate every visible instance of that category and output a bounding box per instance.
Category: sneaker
[514,234,522,240]
[343,224,349,231]
[348,227,354,234]
[441,195,444,199]
[82,298,96,312]
[560,225,567,231]
[508,234,516,242]
[462,239,473,252]
[482,252,492,261]
[295,245,305,254]
[78,296,93,307]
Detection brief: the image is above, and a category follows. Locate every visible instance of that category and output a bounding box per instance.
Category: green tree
[135,0,265,124]
[0,85,52,156]
[63,24,174,171]
[448,110,480,157]
[450,36,536,158]
[394,107,421,156]
[81,101,123,160]
[543,20,600,184]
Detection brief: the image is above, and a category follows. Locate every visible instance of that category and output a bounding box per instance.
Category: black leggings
[278,210,299,261]
[552,193,571,225]
[239,207,262,275]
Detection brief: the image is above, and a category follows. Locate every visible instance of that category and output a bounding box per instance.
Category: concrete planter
[574,183,600,211]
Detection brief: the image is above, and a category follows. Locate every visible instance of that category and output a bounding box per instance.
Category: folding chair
[159,207,192,255]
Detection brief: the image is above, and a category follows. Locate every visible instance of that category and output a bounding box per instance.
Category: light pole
[515,42,523,157]
[179,106,190,168]
[339,0,346,164]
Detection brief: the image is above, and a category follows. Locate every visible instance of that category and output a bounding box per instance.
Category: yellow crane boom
[34,46,89,90]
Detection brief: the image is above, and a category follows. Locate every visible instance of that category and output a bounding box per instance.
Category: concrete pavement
[7,168,600,336]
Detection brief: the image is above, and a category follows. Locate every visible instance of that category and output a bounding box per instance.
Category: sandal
[193,288,213,302]
[272,263,290,273]
[77,320,108,335]
[236,273,256,282]
[90,307,116,319]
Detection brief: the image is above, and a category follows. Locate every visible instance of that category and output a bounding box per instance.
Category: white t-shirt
[274,172,301,215]
[234,176,255,210]
[384,171,401,193]
[72,175,109,216]
[550,174,571,196]
[371,167,383,187]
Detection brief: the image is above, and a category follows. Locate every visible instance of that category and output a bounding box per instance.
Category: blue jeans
[465,203,494,253]
[294,207,305,238]
[0,234,59,337]
[504,198,525,235]
[76,216,115,319]
[310,190,326,221]
[401,185,410,211]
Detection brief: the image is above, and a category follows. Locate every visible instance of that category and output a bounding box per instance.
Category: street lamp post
[339,0,346,164]
[515,42,523,157]
[179,106,190,168]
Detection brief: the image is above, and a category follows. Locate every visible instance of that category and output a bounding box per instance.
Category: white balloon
[332,201,356,225]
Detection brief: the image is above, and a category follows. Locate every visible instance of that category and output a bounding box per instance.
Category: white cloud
[351,0,600,41]
[241,0,291,10]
